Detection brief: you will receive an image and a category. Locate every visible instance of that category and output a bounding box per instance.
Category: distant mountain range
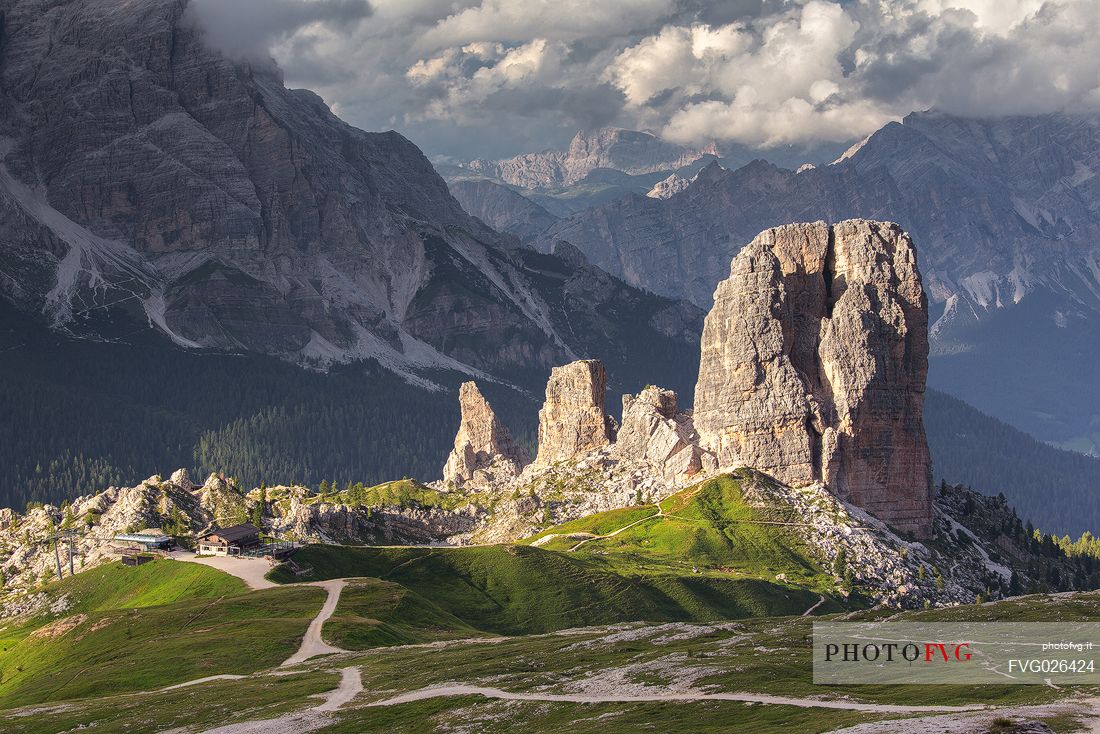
[449,113,1100,455]
[440,127,844,216]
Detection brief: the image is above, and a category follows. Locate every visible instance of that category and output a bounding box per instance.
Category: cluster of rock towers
[442,220,934,537]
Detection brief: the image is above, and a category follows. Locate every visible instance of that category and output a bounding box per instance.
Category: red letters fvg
[823,641,971,663]
[924,643,972,662]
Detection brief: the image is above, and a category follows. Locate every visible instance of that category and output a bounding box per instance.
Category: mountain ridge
[0,0,701,394]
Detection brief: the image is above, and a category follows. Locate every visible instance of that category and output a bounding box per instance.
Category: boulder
[693,220,933,536]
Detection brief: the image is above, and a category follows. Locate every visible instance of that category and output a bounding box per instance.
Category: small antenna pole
[52,534,64,580]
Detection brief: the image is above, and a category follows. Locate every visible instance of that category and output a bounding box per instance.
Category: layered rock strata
[693,219,933,536]
[442,382,529,489]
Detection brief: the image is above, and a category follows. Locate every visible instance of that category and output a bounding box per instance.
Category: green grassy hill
[523,473,834,591]
[274,543,824,636]
[0,560,323,709]
[323,578,485,649]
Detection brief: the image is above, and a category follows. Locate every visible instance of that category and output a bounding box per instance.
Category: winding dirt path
[802,594,827,617]
[568,510,661,551]
[159,674,245,691]
[281,580,347,667]
[194,666,362,734]
[315,667,363,712]
[365,683,989,714]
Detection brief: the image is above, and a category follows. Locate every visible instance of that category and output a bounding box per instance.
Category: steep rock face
[616,386,714,479]
[646,173,693,200]
[534,360,614,465]
[442,381,529,489]
[693,220,933,536]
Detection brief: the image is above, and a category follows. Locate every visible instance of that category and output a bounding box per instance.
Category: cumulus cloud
[212,0,1100,159]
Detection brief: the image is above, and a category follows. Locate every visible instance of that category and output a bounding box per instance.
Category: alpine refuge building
[198,523,261,556]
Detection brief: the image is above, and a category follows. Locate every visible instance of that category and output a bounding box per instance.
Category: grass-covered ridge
[0,560,323,709]
[321,479,472,511]
[23,556,248,612]
[524,473,836,593]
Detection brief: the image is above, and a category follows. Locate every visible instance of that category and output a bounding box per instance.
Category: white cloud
[195,0,1100,158]
[607,2,874,146]
[405,39,568,122]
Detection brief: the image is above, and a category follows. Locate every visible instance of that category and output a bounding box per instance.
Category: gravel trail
[366,683,989,714]
[281,580,347,667]
[191,667,362,734]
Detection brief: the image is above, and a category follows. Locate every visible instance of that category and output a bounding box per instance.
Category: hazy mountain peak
[461,126,716,190]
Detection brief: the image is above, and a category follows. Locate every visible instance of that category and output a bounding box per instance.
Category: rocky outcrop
[169,468,194,491]
[442,382,529,489]
[0,473,218,592]
[0,469,486,593]
[693,220,933,536]
[534,360,615,465]
[272,496,480,545]
[195,473,250,527]
[615,386,715,479]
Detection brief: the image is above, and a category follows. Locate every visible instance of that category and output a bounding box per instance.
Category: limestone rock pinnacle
[616,386,715,479]
[693,219,933,536]
[443,382,529,489]
[534,360,614,465]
